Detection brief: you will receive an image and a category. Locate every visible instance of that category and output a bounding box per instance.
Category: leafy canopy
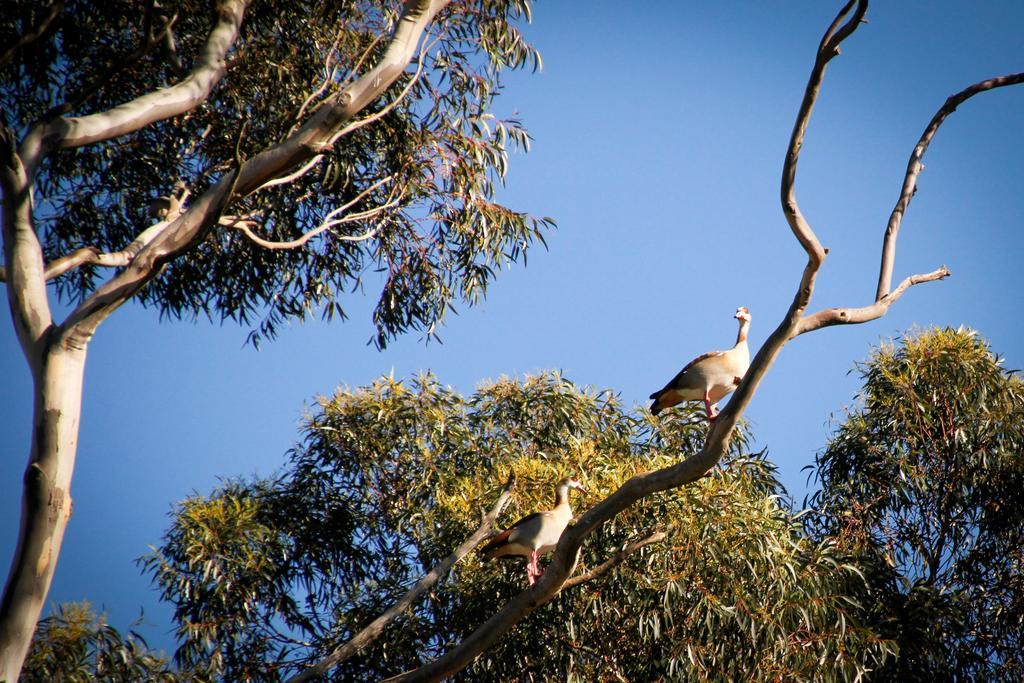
[145,372,893,681]
[808,327,1024,681]
[0,0,551,345]
[21,602,186,683]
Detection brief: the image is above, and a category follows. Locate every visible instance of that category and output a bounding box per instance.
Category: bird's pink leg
[526,551,539,585]
[703,390,717,422]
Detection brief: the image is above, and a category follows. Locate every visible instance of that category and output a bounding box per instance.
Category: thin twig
[0,0,64,69]
[246,155,326,195]
[561,530,666,591]
[875,71,1024,299]
[285,473,516,683]
[223,174,401,250]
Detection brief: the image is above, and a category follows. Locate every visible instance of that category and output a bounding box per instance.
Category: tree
[0,0,548,677]
[371,2,1021,678]
[21,602,187,682]
[145,372,895,681]
[808,328,1024,681]
[5,0,1023,679]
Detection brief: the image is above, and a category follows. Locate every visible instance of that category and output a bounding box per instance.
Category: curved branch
[780,0,866,270]
[18,0,249,175]
[382,4,874,681]
[561,530,666,591]
[796,266,951,336]
[48,6,180,120]
[224,174,400,250]
[0,0,64,70]
[875,72,1024,299]
[58,0,451,344]
[285,474,517,683]
[38,215,181,280]
[246,155,325,195]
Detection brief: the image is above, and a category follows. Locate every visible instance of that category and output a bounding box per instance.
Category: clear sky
[2,0,1023,658]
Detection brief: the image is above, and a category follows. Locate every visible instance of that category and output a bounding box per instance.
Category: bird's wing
[676,350,726,378]
[650,350,726,399]
[479,512,543,555]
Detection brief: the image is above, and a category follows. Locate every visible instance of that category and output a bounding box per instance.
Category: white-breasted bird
[479,476,588,586]
[649,307,752,421]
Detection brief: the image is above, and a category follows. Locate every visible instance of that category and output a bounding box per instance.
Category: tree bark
[382,2,1023,679]
[0,341,86,682]
[0,2,450,679]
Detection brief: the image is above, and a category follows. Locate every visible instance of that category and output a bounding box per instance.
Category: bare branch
[0,1,64,70]
[383,5,878,681]
[875,72,1024,299]
[48,7,179,120]
[285,473,517,683]
[246,155,325,195]
[17,0,249,175]
[780,0,867,281]
[327,30,434,146]
[372,23,1024,678]
[797,266,951,336]
[38,216,180,280]
[560,530,666,591]
[224,174,400,250]
[42,248,112,280]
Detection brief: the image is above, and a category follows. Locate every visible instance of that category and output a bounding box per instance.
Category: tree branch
[56,0,451,344]
[379,4,877,681]
[0,0,64,70]
[795,266,950,336]
[366,9,1024,678]
[47,4,179,120]
[327,28,435,147]
[285,473,516,683]
[31,215,183,282]
[17,0,249,176]
[223,174,401,250]
[560,530,666,591]
[875,71,1024,299]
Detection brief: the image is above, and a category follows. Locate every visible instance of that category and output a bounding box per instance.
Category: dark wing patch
[479,512,542,555]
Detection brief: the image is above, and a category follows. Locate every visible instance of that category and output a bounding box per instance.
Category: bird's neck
[554,485,571,507]
[735,319,750,345]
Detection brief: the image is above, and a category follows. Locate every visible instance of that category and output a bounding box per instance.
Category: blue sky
[2,0,1023,657]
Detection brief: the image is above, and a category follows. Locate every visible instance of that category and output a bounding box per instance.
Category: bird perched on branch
[649,307,752,421]
[480,476,588,586]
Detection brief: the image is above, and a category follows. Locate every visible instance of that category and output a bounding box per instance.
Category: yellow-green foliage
[810,327,1024,681]
[148,371,894,682]
[23,602,183,682]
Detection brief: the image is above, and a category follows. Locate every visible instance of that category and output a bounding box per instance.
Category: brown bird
[480,476,588,586]
[649,307,752,421]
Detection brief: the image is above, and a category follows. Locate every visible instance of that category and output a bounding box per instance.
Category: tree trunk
[0,337,86,681]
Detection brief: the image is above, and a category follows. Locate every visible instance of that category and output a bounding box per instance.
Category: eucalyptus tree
[0,0,548,677]
[367,2,1024,679]
[146,372,894,681]
[808,328,1024,681]
[21,602,189,683]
